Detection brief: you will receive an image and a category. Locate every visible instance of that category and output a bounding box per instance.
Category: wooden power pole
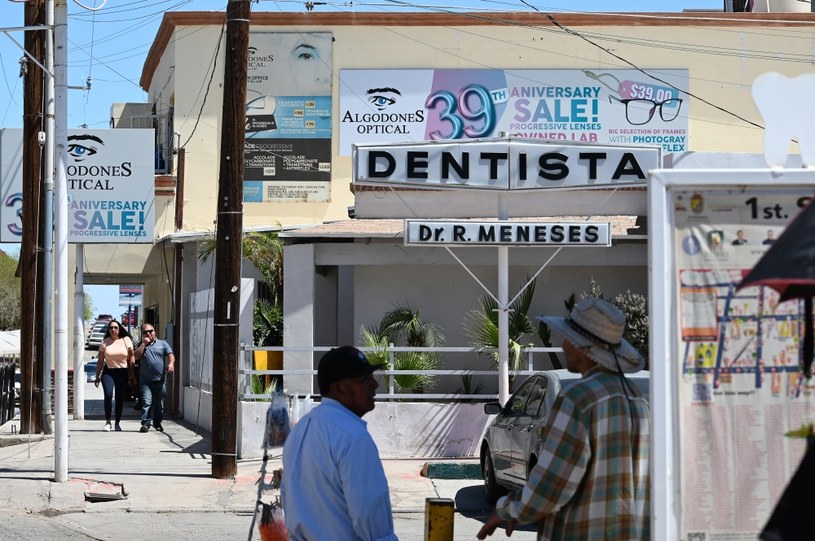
[20,0,45,434]
[212,0,250,479]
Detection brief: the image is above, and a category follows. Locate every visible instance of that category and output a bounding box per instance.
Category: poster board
[649,169,815,540]
[340,68,688,156]
[243,32,333,203]
[0,128,155,243]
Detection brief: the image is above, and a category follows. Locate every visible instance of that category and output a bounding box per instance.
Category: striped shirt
[495,367,651,541]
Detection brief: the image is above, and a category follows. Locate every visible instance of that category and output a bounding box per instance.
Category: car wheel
[482,448,507,504]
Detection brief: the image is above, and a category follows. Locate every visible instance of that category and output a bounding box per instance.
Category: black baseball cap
[317,346,386,395]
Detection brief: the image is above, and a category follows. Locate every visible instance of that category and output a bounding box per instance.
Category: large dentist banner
[339,69,688,156]
[0,128,155,243]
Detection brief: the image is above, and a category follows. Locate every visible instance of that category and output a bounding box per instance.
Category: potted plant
[360,304,444,393]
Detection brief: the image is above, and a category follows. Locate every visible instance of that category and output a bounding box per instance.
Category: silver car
[479,369,649,503]
[86,323,109,351]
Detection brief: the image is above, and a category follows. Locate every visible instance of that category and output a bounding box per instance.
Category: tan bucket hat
[537,297,645,373]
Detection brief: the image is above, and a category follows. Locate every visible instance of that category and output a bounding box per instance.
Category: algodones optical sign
[339,68,688,156]
[404,220,611,247]
[353,139,660,190]
[0,128,155,243]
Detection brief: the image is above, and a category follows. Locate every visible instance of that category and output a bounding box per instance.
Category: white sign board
[119,284,143,306]
[649,169,815,541]
[339,68,689,156]
[353,139,660,190]
[0,128,155,243]
[404,220,611,247]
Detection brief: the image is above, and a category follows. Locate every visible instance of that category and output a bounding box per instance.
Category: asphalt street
[0,350,538,541]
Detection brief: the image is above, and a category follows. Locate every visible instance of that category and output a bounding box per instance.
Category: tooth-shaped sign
[752,72,815,168]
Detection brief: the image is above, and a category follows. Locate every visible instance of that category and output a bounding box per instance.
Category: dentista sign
[404,220,612,247]
[352,139,660,191]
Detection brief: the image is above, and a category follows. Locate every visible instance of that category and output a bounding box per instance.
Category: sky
[0,0,722,319]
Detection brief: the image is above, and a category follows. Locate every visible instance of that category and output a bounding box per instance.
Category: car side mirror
[484,402,502,415]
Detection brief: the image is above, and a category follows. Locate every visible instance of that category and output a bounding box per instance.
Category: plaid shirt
[495,367,651,541]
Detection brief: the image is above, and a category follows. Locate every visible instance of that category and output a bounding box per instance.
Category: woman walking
[93,320,135,431]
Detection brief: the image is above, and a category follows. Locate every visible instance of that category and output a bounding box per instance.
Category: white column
[73,245,85,419]
[497,193,509,406]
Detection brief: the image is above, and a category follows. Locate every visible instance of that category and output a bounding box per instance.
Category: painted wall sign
[0,128,155,244]
[339,68,688,156]
[243,32,333,203]
[404,220,611,247]
[354,139,660,190]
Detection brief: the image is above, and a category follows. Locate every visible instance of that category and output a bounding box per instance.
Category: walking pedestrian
[281,346,397,541]
[477,297,651,541]
[134,323,175,433]
[93,320,135,432]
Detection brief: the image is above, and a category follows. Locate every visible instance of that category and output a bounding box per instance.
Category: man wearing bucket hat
[281,346,398,541]
[478,297,651,541]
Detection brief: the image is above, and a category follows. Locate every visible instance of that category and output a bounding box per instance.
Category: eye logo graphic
[67,134,104,162]
[248,46,258,55]
[366,87,401,111]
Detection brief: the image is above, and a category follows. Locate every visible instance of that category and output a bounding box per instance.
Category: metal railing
[127,113,174,174]
[238,345,563,401]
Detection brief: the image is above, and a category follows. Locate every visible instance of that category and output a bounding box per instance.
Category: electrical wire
[71,0,110,11]
[537,9,765,130]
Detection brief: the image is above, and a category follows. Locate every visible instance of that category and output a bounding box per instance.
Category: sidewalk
[0,395,484,517]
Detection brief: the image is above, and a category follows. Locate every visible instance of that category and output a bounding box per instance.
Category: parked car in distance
[87,319,108,336]
[85,358,98,382]
[480,369,650,503]
[120,311,137,326]
[95,314,113,322]
[86,322,109,350]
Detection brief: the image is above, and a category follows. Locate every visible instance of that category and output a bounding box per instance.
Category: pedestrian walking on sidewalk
[93,319,135,432]
[134,323,175,433]
[281,346,398,541]
[477,297,651,541]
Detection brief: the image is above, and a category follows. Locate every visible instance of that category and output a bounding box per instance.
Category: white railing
[239,344,563,401]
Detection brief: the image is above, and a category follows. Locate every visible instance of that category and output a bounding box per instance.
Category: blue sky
[0,0,721,318]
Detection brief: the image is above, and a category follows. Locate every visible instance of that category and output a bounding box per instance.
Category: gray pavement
[0,382,537,540]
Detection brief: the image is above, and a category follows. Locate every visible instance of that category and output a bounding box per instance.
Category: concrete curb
[421,461,482,480]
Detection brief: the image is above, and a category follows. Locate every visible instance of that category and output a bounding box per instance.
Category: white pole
[497,192,509,406]
[42,0,55,435]
[73,245,85,419]
[53,0,69,482]
[649,174,679,540]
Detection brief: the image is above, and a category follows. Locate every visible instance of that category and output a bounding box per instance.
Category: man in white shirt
[281,346,398,541]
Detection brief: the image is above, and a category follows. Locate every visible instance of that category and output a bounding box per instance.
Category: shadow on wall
[366,401,493,459]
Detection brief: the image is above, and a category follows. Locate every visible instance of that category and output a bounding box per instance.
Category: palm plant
[536,293,573,370]
[360,304,444,393]
[198,229,285,346]
[248,375,278,401]
[254,298,283,347]
[464,278,537,385]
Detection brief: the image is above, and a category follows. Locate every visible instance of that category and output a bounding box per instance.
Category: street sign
[118,284,143,306]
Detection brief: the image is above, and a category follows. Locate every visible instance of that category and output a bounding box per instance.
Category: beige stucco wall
[143,13,814,235]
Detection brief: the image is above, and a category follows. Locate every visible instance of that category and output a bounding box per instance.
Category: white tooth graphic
[752,72,815,168]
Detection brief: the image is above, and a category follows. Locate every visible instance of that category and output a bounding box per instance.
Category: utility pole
[211,0,250,479]
[21,0,45,435]
[53,0,69,482]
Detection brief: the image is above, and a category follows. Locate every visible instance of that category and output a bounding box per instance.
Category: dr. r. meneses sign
[404,220,611,247]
